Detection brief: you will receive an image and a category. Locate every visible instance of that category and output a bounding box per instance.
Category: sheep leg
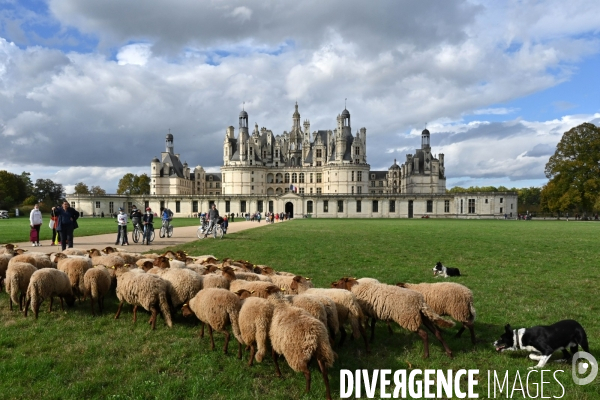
[359,321,370,353]
[59,297,64,311]
[370,317,377,343]
[20,293,25,312]
[237,341,242,360]
[90,297,96,316]
[132,305,138,323]
[302,365,311,393]
[150,307,158,330]
[208,325,215,350]
[455,325,466,337]
[24,298,31,317]
[422,317,453,358]
[387,321,394,335]
[318,359,332,400]
[272,349,282,377]
[200,322,205,338]
[222,329,230,354]
[114,301,124,319]
[48,296,53,312]
[466,322,476,344]
[9,296,13,312]
[248,344,255,366]
[417,328,430,359]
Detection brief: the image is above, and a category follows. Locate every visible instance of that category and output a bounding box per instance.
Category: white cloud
[229,6,252,22]
[116,43,152,66]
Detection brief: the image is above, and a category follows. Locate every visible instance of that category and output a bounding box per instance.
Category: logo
[572,351,598,385]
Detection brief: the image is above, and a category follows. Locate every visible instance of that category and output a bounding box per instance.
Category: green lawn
[1,219,599,399]
[0,217,203,244]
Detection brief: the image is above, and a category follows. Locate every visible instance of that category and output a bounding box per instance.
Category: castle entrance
[285,202,294,218]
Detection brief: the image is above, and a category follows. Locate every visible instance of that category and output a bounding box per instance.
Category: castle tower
[421,128,430,150]
[239,109,249,161]
[223,126,234,165]
[166,133,174,154]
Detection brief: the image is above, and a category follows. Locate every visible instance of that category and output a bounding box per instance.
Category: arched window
[299,173,305,183]
[285,173,290,183]
[291,158,295,166]
[292,173,297,183]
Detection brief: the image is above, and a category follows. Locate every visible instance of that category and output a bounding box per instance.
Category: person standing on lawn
[50,205,60,245]
[29,204,43,246]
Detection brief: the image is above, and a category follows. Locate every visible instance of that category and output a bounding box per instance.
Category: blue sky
[1,0,599,193]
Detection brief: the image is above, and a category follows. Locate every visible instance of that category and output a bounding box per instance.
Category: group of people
[115,206,173,245]
[29,202,80,251]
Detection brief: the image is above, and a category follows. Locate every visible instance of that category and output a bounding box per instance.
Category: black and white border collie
[493,320,590,369]
[432,261,461,278]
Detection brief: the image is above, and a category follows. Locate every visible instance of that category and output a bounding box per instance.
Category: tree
[541,123,600,213]
[90,186,107,196]
[117,173,151,195]
[19,171,34,198]
[73,182,90,194]
[0,170,28,208]
[33,178,64,204]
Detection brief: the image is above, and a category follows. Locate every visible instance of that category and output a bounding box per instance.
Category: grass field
[0,217,204,244]
[1,219,599,399]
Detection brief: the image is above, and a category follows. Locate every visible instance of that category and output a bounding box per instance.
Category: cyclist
[160,207,173,229]
[130,205,143,232]
[142,207,154,245]
[204,204,219,238]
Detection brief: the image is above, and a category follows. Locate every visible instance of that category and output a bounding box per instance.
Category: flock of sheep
[0,243,476,400]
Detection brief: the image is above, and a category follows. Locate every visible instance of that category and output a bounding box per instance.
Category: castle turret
[421,128,430,150]
[239,109,249,161]
[166,133,174,154]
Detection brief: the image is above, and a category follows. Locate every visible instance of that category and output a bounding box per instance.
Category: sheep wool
[397,282,477,344]
[25,268,75,319]
[5,261,37,311]
[57,257,92,300]
[114,268,173,329]
[83,266,112,315]
[229,280,277,298]
[153,267,203,307]
[237,296,275,365]
[183,288,243,355]
[265,286,335,400]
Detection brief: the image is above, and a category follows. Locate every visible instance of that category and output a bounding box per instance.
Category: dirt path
[12,220,277,253]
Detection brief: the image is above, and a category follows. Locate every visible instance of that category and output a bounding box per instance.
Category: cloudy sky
[1,0,599,193]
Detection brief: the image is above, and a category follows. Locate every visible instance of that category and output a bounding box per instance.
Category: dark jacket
[142,213,154,226]
[54,207,80,231]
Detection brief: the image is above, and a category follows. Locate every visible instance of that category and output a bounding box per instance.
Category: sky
[1,0,599,194]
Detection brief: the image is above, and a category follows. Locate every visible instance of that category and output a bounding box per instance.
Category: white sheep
[83,266,112,315]
[234,289,275,366]
[24,268,76,319]
[332,278,454,359]
[5,261,37,311]
[396,281,477,344]
[182,288,243,357]
[114,267,173,329]
[152,267,203,308]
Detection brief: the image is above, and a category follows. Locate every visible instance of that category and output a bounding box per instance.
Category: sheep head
[264,285,284,297]
[221,266,236,281]
[15,249,28,255]
[181,303,193,318]
[102,246,117,254]
[87,248,103,257]
[152,256,170,269]
[234,289,253,300]
[52,253,68,263]
[203,264,219,274]
[330,277,357,291]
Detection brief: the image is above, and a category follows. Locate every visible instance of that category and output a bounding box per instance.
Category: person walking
[115,208,129,246]
[53,201,79,251]
[29,204,43,246]
[204,204,220,238]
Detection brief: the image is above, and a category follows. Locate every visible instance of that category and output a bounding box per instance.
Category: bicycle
[197,219,223,239]
[142,224,155,244]
[159,219,174,238]
[132,221,144,243]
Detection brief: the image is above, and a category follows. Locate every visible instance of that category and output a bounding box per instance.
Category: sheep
[290,277,370,352]
[136,258,157,268]
[113,266,173,329]
[269,274,314,294]
[83,266,112,315]
[152,255,185,269]
[8,254,38,268]
[152,267,203,308]
[299,293,340,343]
[332,278,454,359]
[234,271,272,282]
[88,248,139,265]
[263,285,336,400]
[5,261,37,311]
[0,250,15,288]
[24,268,76,319]
[396,281,477,344]
[234,289,275,366]
[56,256,92,301]
[0,243,17,255]
[202,265,235,289]
[229,280,278,298]
[90,254,126,269]
[182,288,243,357]
[285,294,330,344]
[61,248,87,256]
[185,264,207,275]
